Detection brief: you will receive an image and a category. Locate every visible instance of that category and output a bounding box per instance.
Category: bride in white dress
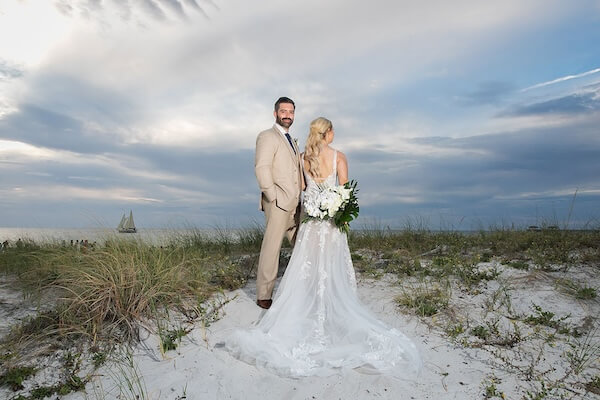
[224,117,421,378]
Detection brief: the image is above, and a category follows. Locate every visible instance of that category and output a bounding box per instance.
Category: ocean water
[0,227,220,246]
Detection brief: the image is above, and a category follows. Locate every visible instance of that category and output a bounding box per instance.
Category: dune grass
[0,224,599,398]
[0,228,263,398]
[1,226,598,343]
[0,232,260,343]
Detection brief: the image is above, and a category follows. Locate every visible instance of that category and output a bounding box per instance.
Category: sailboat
[117,210,137,233]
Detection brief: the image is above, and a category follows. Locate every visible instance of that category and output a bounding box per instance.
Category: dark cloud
[347,116,600,228]
[0,144,260,228]
[0,69,142,153]
[3,118,599,229]
[131,145,251,180]
[0,104,117,153]
[501,91,600,116]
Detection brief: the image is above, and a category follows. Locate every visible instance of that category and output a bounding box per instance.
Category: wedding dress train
[224,151,421,377]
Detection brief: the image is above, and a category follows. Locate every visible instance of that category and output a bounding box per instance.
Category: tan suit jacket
[255,125,302,211]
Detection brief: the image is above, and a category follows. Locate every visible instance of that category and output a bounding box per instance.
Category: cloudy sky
[1,0,599,230]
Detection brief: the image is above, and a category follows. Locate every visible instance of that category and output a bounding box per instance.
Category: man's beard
[277,116,293,128]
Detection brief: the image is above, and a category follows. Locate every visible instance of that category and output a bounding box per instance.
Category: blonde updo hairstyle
[304,117,333,178]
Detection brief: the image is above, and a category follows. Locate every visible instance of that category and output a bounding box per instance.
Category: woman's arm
[337,151,349,185]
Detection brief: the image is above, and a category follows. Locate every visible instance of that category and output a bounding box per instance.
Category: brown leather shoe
[256,299,272,309]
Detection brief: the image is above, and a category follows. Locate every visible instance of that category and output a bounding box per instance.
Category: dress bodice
[304,150,338,203]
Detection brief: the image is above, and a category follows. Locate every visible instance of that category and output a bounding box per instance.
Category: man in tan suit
[255,97,303,309]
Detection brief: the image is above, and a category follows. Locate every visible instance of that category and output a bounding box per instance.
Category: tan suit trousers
[256,194,300,300]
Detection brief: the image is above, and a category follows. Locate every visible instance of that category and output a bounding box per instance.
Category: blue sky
[0,0,599,229]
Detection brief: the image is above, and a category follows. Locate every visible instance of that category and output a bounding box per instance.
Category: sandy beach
[63,278,476,400]
[53,260,597,400]
[2,235,599,400]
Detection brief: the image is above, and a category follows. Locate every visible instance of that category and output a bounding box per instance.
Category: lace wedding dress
[224,151,421,377]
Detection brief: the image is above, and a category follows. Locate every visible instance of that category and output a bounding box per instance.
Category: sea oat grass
[566,328,600,375]
[396,279,451,317]
[349,227,599,270]
[0,233,249,345]
[53,243,244,341]
[555,278,598,301]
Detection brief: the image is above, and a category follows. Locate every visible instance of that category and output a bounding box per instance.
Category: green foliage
[505,260,529,270]
[159,327,189,353]
[334,180,360,235]
[350,252,363,261]
[479,251,493,262]
[483,376,504,399]
[566,329,600,375]
[12,374,86,400]
[0,237,251,343]
[396,281,451,317]
[2,311,61,344]
[586,376,600,395]
[524,304,570,334]
[92,351,107,368]
[0,366,36,391]
[471,325,491,340]
[525,304,557,327]
[445,323,465,339]
[575,286,597,300]
[555,278,597,300]
[524,380,552,400]
[347,227,599,267]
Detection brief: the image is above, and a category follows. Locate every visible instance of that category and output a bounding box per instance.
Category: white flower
[339,187,352,201]
[303,183,353,221]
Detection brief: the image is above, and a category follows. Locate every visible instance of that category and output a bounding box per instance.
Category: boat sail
[117,210,137,233]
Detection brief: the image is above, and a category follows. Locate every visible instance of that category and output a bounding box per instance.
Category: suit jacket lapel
[273,124,298,161]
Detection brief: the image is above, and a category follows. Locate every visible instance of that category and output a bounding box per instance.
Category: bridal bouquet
[303,180,359,234]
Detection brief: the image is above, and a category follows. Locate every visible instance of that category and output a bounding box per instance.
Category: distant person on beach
[225,117,421,378]
[254,96,303,310]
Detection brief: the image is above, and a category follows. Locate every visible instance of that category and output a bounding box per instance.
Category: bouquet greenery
[303,180,359,234]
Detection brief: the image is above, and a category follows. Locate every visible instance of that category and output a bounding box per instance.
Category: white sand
[4,260,599,400]
[63,277,492,400]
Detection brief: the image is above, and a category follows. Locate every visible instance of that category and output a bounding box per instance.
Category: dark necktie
[285,132,296,154]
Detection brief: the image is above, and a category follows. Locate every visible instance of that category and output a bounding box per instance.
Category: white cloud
[522,67,600,92]
[0,139,191,184]
[493,188,599,201]
[0,184,162,203]
[0,2,75,67]
[4,0,574,152]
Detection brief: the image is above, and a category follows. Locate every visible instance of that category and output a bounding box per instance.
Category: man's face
[274,102,295,129]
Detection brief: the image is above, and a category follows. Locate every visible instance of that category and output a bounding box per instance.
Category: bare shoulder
[336,150,348,164]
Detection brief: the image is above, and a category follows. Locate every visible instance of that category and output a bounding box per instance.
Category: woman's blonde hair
[304,117,332,178]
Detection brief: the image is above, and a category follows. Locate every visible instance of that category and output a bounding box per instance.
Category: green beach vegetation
[0,225,599,398]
